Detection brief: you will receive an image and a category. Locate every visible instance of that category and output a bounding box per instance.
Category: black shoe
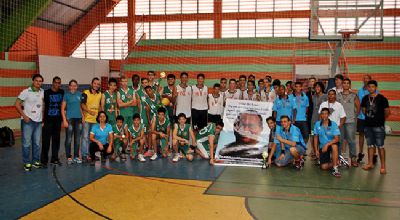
[373,154,378,165]
[90,161,95,166]
[357,153,364,163]
[42,163,48,169]
[50,160,61,166]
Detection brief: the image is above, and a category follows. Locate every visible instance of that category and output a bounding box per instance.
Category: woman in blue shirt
[61,79,83,164]
[89,111,114,165]
[313,107,341,177]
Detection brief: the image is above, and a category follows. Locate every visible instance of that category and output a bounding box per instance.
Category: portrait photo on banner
[215,99,273,167]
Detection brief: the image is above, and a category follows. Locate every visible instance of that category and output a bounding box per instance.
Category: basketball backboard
[309,0,384,41]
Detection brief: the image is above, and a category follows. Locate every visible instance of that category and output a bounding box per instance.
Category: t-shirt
[90,123,113,145]
[82,89,102,123]
[318,101,346,126]
[313,120,341,149]
[273,96,294,121]
[63,91,82,119]
[361,94,389,127]
[224,89,241,100]
[163,85,175,116]
[208,94,224,116]
[17,86,44,122]
[357,87,379,120]
[289,92,309,121]
[191,85,208,110]
[274,124,306,150]
[43,88,64,121]
[337,92,357,123]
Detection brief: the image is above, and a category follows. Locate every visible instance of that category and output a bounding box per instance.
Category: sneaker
[332,167,341,177]
[138,154,146,162]
[339,155,350,168]
[67,158,73,165]
[172,153,180,162]
[179,153,184,159]
[150,153,158,161]
[32,162,42,169]
[73,157,82,164]
[373,154,378,165]
[294,159,303,170]
[24,163,32,171]
[357,153,364,163]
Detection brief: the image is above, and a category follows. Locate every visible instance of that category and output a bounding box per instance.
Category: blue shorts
[364,126,385,148]
[275,146,306,166]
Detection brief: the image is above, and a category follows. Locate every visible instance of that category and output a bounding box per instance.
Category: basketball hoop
[338,29,359,41]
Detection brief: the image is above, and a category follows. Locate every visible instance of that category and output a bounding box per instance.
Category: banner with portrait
[215,99,273,167]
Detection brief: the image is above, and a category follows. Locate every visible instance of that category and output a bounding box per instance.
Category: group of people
[16,71,390,177]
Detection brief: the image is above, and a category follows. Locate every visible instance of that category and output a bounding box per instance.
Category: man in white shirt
[174,72,192,123]
[15,74,45,171]
[318,89,346,127]
[191,73,208,131]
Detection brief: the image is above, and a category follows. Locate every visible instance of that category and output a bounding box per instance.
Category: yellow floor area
[22,174,252,220]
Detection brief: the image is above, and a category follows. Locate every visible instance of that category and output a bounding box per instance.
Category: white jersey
[191,85,208,110]
[17,86,44,122]
[259,88,276,103]
[175,84,192,118]
[242,90,260,101]
[224,89,240,101]
[208,94,224,116]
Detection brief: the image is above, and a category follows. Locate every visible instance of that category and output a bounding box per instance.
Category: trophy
[261,150,269,169]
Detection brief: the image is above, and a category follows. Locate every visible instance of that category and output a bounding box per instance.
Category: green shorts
[114,139,123,152]
[178,144,193,155]
[157,137,168,153]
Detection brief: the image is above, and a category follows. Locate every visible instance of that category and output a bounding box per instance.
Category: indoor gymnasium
[0,0,400,219]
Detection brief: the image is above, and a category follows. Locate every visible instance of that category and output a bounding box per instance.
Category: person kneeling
[274,115,307,170]
[128,114,146,162]
[89,111,114,166]
[172,113,196,162]
[111,115,128,161]
[196,120,224,165]
[313,108,341,177]
[150,107,171,160]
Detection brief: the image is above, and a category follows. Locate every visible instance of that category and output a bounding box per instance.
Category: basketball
[161,98,170,106]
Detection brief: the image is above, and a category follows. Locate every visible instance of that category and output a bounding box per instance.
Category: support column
[127,0,136,51]
[214,0,222,39]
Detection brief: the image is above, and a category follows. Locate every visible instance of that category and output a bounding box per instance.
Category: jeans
[21,120,42,164]
[81,122,95,157]
[65,118,82,158]
[365,126,385,148]
[41,119,62,164]
[340,122,357,158]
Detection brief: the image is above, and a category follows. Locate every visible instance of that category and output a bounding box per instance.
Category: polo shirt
[90,123,113,145]
[273,96,294,121]
[17,86,44,122]
[274,124,306,150]
[313,120,341,149]
[289,92,309,121]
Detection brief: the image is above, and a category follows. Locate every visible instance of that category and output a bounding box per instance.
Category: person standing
[310,82,327,160]
[161,74,176,124]
[41,76,64,167]
[81,77,102,162]
[361,80,390,174]
[238,75,247,100]
[61,79,83,164]
[191,73,208,131]
[174,72,192,123]
[219,78,228,93]
[15,74,45,171]
[289,82,310,144]
[337,78,360,166]
[117,76,136,127]
[224,79,240,101]
[102,78,118,126]
[208,83,224,123]
[273,85,295,126]
[243,80,261,101]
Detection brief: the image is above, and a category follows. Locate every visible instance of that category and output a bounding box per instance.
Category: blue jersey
[289,92,309,121]
[90,123,113,145]
[273,96,294,121]
[313,120,340,149]
[274,124,306,150]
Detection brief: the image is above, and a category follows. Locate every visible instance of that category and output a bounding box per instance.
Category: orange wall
[11,26,64,56]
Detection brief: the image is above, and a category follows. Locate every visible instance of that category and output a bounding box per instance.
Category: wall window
[136,0,214,15]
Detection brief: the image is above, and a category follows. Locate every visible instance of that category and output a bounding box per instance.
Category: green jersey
[145,94,161,120]
[155,117,170,134]
[163,85,174,116]
[196,123,216,141]
[112,124,126,136]
[104,91,117,124]
[130,86,140,115]
[136,88,149,125]
[128,124,143,139]
[118,87,135,118]
[176,123,191,140]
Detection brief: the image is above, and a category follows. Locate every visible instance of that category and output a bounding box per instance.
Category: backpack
[0,126,15,147]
